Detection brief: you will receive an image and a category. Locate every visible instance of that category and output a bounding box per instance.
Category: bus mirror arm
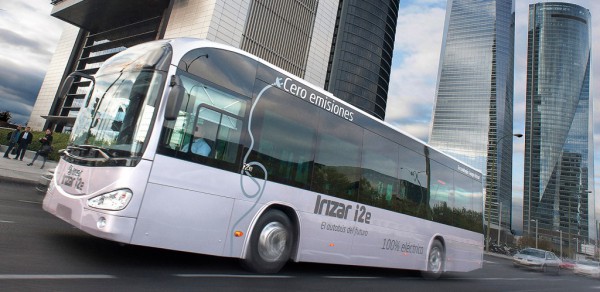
[58,72,96,107]
[165,75,184,120]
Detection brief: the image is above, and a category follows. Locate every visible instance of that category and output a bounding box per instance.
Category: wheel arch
[242,202,301,262]
[427,235,446,270]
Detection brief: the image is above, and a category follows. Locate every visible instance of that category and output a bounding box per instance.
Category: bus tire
[421,239,444,280]
[241,209,294,274]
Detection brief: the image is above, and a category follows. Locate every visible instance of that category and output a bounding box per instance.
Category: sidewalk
[0,147,58,186]
[485,251,514,260]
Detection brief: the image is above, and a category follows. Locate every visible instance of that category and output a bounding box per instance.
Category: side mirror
[165,75,185,120]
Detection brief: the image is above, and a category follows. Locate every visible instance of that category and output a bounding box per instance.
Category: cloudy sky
[0,0,63,125]
[1,0,599,232]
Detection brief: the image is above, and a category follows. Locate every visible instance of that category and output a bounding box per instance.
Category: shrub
[1,128,70,161]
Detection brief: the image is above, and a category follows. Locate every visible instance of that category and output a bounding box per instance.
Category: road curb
[485,251,513,260]
[0,176,39,187]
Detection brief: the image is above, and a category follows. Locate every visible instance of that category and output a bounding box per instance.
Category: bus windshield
[68,42,171,162]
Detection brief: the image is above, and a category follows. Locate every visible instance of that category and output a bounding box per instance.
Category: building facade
[324,0,400,120]
[524,2,594,251]
[429,0,515,239]
[30,0,398,132]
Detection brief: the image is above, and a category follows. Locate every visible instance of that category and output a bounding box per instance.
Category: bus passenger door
[139,81,250,257]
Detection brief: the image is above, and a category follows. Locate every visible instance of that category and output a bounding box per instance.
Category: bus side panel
[296,207,356,265]
[346,205,483,272]
[350,213,429,271]
[131,183,234,256]
[442,231,484,272]
[148,155,244,199]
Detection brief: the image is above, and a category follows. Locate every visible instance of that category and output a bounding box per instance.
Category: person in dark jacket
[27,129,53,169]
[13,126,33,161]
[3,126,21,158]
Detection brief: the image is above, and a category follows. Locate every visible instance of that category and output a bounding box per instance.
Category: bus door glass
[159,74,248,171]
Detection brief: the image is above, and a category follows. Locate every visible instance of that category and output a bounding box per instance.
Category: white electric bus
[43,38,484,277]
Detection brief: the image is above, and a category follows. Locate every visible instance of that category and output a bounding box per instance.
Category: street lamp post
[497,201,502,246]
[555,229,562,258]
[594,219,600,257]
[531,219,538,248]
[485,133,522,252]
[559,230,562,258]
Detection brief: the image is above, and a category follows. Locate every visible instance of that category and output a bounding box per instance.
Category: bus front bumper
[43,185,136,244]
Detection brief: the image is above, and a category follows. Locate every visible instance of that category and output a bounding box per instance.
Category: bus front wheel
[421,239,445,280]
[241,209,294,274]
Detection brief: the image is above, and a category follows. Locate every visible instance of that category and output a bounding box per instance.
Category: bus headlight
[87,189,133,211]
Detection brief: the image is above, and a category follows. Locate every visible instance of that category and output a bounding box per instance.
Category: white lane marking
[17,200,42,205]
[451,277,563,281]
[175,274,383,280]
[174,274,294,279]
[0,275,115,280]
[324,276,382,279]
[0,220,15,223]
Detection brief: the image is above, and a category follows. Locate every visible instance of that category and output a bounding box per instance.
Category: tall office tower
[524,2,594,250]
[324,0,400,120]
[429,0,515,238]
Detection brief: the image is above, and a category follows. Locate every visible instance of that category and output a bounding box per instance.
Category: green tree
[0,110,11,122]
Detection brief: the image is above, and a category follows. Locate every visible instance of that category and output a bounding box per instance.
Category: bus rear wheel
[241,209,294,274]
[421,239,444,279]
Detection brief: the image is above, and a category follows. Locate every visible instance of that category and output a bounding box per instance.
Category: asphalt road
[2,181,600,292]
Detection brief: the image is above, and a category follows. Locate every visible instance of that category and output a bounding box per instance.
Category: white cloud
[0,1,63,68]
[385,4,447,141]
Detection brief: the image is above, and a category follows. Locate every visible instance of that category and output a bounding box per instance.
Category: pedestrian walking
[3,126,21,158]
[27,129,53,169]
[13,126,33,161]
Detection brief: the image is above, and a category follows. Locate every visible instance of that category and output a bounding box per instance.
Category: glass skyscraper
[325,0,400,120]
[524,2,594,250]
[429,0,515,237]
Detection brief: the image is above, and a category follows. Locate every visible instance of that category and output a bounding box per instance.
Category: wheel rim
[257,222,288,262]
[429,247,442,273]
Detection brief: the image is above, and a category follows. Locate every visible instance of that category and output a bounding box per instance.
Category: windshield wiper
[65,145,111,163]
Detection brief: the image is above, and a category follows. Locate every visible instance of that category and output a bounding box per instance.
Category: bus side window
[183,116,218,157]
[158,72,248,171]
[429,161,454,225]
[248,80,317,189]
[454,172,484,232]
[203,108,244,164]
[312,113,362,202]
[397,147,429,219]
[359,130,399,211]
[184,106,244,168]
